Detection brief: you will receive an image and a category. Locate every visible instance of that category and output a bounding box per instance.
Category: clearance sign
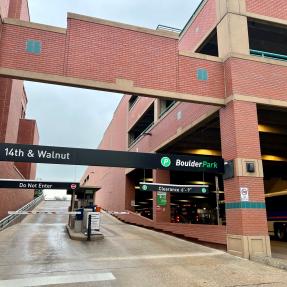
[0,143,224,173]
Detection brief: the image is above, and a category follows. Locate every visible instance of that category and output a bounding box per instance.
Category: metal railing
[0,195,44,231]
[250,49,287,62]
[156,24,181,33]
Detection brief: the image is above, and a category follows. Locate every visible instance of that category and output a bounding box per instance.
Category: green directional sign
[140,182,209,194]
[157,192,167,206]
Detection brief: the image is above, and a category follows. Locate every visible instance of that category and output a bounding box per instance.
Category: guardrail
[250,49,287,62]
[0,195,44,231]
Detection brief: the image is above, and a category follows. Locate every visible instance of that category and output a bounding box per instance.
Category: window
[197,68,208,81]
[128,95,139,110]
[26,40,42,55]
[159,100,176,118]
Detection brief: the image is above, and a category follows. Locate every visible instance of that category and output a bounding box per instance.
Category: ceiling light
[187,181,211,185]
[187,149,221,156]
[262,155,287,162]
[141,178,153,182]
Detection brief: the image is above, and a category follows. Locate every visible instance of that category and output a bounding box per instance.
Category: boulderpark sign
[0,143,224,173]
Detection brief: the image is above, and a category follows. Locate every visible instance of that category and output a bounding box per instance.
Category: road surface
[0,200,287,287]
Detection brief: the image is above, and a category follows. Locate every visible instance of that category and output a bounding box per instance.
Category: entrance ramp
[114,211,227,245]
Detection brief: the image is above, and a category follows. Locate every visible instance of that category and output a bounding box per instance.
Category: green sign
[161,156,171,168]
[157,191,167,206]
[139,182,209,194]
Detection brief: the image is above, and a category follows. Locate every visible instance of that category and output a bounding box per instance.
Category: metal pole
[87,214,91,241]
[215,176,220,225]
[69,190,75,227]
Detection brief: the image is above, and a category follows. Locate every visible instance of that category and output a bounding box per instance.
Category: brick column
[152,170,170,223]
[220,100,271,258]
[8,0,23,19]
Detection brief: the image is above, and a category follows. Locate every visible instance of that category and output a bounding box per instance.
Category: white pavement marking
[89,250,225,262]
[0,273,116,287]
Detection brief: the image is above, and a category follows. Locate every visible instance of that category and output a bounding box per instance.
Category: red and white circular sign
[70,184,77,190]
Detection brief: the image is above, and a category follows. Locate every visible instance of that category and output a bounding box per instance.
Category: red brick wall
[0,0,36,220]
[0,162,34,219]
[0,19,225,103]
[0,0,9,18]
[130,102,217,153]
[220,101,261,160]
[15,119,39,179]
[116,212,227,245]
[86,97,128,211]
[0,24,66,75]
[225,58,287,102]
[128,97,154,130]
[5,80,24,143]
[66,18,178,92]
[246,0,287,21]
[178,55,224,98]
[179,0,217,52]
[226,209,268,236]
[20,0,29,21]
[0,78,12,142]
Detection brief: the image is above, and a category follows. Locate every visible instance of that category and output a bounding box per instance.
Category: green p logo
[161,157,171,168]
[202,188,207,193]
[142,185,148,191]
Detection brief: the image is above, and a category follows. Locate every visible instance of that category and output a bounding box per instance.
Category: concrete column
[154,99,160,122]
[220,100,271,259]
[216,0,249,58]
[152,169,170,223]
[125,175,135,212]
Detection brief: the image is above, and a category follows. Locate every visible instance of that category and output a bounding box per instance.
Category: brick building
[79,0,287,259]
[0,0,39,219]
[0,0,286,258]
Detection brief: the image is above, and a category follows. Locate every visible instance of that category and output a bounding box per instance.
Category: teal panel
[197,68,208,81]
[225,202,266,209]
[26,40,41,54]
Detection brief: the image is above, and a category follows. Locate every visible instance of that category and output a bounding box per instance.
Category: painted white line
[0,272,115,287]
[8,211,80,215]
[89,250,225,262]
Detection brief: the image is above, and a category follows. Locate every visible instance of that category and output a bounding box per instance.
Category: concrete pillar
[152,169,170,223]
[220,100,271,259]
[216,0,249,58]
[154,99,160,122]
[125,175,135,212]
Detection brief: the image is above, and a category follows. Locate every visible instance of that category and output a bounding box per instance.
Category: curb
[251,256,287,271]
[66,225,104,241]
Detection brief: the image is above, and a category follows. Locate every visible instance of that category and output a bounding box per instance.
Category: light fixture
[265,190,287,197]
[141,178,153,182]
[187,181,211,185]
[262,155,287,162]
[135,186,140,189]
[190,196,207,199]
[187,149,221,156]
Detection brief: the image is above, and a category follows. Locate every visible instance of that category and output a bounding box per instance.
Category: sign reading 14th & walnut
[0,143,224,173]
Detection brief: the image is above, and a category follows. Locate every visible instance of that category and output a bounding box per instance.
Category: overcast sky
[25,0,202,182]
